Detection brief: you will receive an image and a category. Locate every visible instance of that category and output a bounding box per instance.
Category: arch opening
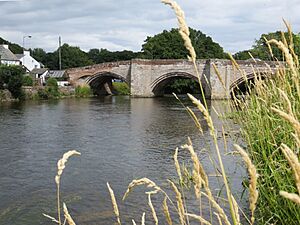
[230,73,272,99]
[151,72,202,97]
[87,72,129,96]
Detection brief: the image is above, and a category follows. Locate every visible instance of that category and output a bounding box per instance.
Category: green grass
[234,60,300,224]
[112,82,130,95]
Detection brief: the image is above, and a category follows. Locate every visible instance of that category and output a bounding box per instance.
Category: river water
[0,96,245,225]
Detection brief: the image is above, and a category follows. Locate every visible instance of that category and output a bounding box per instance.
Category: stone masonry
[66,59,281,99]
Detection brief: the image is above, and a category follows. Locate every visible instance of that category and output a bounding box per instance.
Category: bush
[23,75,34,86]
[112,82,130,95]
[0,65,25,99]
[75,85,93,97]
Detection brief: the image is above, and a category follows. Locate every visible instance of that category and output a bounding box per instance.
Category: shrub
[75,85,93,97]
[0,65,25,99]
[23,75,34,86]
[112,82,130,95]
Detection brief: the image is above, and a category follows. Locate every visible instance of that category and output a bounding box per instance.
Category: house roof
[31,68,48,75]
[0,45,19,61]
[15,54,24,60]
[47,70,66,78]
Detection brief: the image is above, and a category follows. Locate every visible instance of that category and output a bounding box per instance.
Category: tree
[0,65,25,99]
[234,31,300,61]
[0,37,23,54]
[31,48,47,65]
[141,28,226,59]
[87,48,138,64]
[45,44,93,70]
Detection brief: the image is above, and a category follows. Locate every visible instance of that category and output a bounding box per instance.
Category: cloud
[0,0,299,53]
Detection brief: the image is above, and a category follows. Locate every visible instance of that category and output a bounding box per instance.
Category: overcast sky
[0,0,299,54]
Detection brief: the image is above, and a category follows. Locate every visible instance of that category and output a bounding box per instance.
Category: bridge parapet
[67,58,282,99]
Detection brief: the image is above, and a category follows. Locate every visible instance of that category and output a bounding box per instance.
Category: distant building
[46,70,69,86]
[15,50,41,71]
[30,68,49,85]
[0,44,20,66]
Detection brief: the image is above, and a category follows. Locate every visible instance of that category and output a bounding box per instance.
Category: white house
[0,44,20,66]
[15,50,41,71]
[30,68,49,85]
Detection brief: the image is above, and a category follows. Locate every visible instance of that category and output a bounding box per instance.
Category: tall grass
[43,1,300,225]
[233,24,300,224]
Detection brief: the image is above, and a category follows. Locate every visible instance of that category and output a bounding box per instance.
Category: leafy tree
[31,48,47,65]
[87,48,138,64]
[141,28,226,59]
[0,65,25,99]
[0,37,23,54]
[22,75,34,86]
[45,44,93,69]
[234,31,300,61]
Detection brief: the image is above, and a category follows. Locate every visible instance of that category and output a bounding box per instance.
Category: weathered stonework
[66,59,280,99]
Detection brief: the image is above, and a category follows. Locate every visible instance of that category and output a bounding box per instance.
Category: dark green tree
[0,65,25,99]
[45,44,93,69]
[234,31,300,61]
[87,48,138,64]
[31,48,47,65]
[0,37,23,54]
[141,28,226,59]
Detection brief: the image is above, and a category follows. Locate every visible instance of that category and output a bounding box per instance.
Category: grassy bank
[112,82,130,95]
[233,34,300,223]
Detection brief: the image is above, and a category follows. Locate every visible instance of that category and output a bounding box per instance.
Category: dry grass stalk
[132,219,137,225]
[185,213,212,225]
[292,133,300,148]
[181,137,208,198]
[174,147,182,183]
[267,39,297,75]
[279,191,300,205]
[123,178,161,201]
[271,107,300,138]
[234,144,258,225]
[212,63,226,91]
[214,212,223,225]
[201,192,231,225]
[187,94,215,136]
[163,197,173,225]
[231,195,240,225]
[63,203,76,225]
[55,150,81,225]
[161,0,196,63]
[141,212,146,225]
[43,213,59,224]
[148,194,158,225]
[169,180,186,225]
[186,106,204,134]
[107,182,121,225]
[281,144,300,194]
[162,0,208,110]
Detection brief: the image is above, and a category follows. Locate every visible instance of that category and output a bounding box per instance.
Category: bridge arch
[84,72,128,95]
[230,72,273,98]
[151,72,202,96]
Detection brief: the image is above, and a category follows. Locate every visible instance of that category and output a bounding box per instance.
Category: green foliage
[234,31,300,61]
[112,82,130,95]
[141,28,226,59]
[75,85,93,97]
[234,65,300,223]
[0,37,23,54]
[0,65,25,99]
[30,48,47,64]
[88,48,138,64]
[35,77,60,99]
[22,75,34,86]
[164,79,199,94]
[45,44,93,70]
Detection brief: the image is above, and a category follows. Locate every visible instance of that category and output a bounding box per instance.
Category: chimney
[24,50,30,56]
[1,44,9,49]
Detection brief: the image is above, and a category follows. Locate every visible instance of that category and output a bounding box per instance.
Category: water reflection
[0,96,245,225]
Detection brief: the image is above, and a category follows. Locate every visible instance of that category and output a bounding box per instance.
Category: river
[0,96,245,224]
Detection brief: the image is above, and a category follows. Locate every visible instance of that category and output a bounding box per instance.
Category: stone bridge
[66,59,281,99]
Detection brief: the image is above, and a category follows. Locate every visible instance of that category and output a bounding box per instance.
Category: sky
[0,0,299,54]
